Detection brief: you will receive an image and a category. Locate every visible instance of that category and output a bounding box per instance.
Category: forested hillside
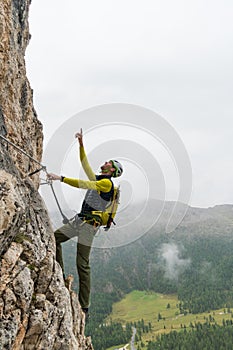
[147,321,233,350]
[62,203,233,349]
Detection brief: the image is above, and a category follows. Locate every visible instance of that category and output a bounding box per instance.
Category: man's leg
[76,222,97,309]
[54,223,77,274]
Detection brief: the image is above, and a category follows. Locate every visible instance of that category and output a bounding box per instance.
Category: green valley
[62,203,233,349]
[106,290,233,349]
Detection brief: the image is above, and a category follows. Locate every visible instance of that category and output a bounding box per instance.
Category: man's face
[101,161,115,173]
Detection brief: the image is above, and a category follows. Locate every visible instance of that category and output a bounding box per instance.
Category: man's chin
[101,169,110,174]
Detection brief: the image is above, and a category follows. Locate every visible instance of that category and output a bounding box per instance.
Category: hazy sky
[26,0,233,208]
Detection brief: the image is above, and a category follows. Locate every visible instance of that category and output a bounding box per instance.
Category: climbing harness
[0,134,70,225]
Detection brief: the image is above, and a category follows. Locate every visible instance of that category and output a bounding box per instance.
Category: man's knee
[77,255,90,276]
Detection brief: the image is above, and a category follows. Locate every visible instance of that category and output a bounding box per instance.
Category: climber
[47,128,123,319]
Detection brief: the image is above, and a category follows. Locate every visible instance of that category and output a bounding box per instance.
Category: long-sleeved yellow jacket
[62,146,112,193]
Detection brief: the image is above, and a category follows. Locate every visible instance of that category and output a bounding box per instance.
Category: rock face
[0,1,93,349]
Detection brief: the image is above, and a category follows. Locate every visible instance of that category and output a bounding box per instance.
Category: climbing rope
[47,181,70,224]
[0,134,46,170]
[0,134,70,225]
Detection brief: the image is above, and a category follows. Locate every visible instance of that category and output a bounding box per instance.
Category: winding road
[130,327,137,350]
[116,327,137,350]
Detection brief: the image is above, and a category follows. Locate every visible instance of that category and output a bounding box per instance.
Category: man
[47,129,123,317]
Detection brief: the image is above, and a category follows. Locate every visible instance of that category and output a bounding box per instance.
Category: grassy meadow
[106,290,233,349]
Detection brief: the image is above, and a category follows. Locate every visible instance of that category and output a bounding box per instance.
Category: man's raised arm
[75,128,96,181]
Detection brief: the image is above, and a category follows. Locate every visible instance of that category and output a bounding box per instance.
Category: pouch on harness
[91,185,120,231]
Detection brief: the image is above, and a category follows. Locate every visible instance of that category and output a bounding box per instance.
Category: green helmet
[111,160,123,178]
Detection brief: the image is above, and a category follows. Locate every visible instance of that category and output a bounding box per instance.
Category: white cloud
[159,243,191,280]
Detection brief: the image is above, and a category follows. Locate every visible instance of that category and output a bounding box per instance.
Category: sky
[25,0,233,209]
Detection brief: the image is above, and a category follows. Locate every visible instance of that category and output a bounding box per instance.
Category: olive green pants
[54,217,98,309]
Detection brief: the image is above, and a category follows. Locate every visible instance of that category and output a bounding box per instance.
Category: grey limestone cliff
[0,1,93,349]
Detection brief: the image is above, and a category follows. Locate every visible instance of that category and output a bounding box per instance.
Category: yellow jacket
[62,146,112,193]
